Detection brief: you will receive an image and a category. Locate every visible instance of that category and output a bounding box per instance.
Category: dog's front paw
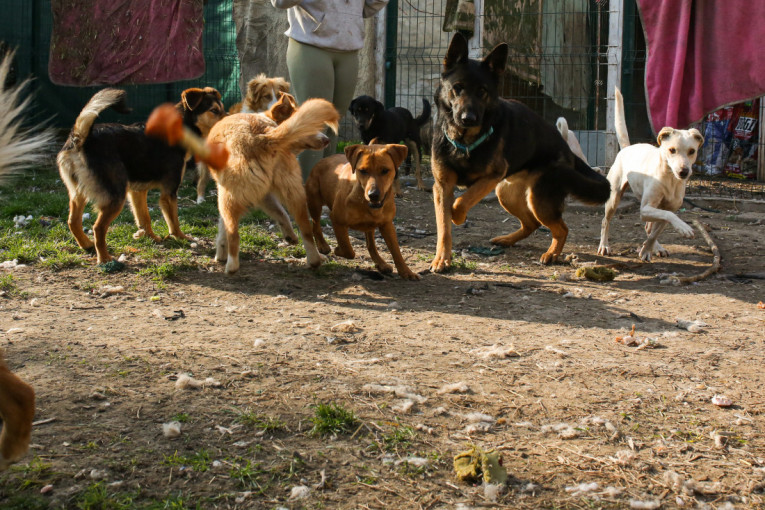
[430,254,451,273]
[134,229,163,242]
[539,251,558,265]
[334,246,355,259]
[307,252,326,269]
[597,243,610,256]
[638,244,653,262]
[196,195,205,204]
[451,206,467,225]
[676,221,695,238]
[375,262,393,274]
[399,268,421,281]
[654,242,669,258]
[225,256,240,274]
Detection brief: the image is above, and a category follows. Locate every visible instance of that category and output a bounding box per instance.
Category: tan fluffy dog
[207,98,339,274]
[306,143,419,280]
[228,74,290,115]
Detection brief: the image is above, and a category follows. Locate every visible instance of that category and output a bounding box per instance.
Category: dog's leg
[127,190,162,242]
[0,357,35,470]
[639,220,669,261]
[364,230,391,273]
[332,223,356,259]
[67,194,94,250]
[307,193,331,255]
[490,180,541,247]
[92,201,124,264]
[218,199,246,275]
[275,173,325,269]
[598,182,629,256]
[215,215,228,263]
[639,195,695,239]
[538,217,568,265]
[158,191,190,241]
[195,162,210,204]
[378,222,419,280]
[430,168,458,272]
[259,193,299,245]
[451,174,506,225]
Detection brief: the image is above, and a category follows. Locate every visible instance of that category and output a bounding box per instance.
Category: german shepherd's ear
[657,127,675,145]
[483,43,509,76]
[181,88,206,111]
[385,143,409,170]
[344,144,366,172]
[444,32,469,71]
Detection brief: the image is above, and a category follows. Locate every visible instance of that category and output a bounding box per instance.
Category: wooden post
[606,0,624,168]
[758,98,765,181]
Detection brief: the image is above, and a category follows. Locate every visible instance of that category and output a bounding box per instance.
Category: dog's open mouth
[368,201,384,209]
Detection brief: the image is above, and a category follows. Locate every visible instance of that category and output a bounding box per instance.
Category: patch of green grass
[162,449,212,473]
[143,492,203,510]
[450,254,477,272]
[71,482,136,510]
[171,412,190,423]
[0,273,19,294]
[310,402,359,436]
[228,459,267,492]
[382,424,416,452]
[234,409,286,432]
[0,493,49,510]
[5,456,55,491]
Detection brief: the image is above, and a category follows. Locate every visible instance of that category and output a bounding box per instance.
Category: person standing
[271,0,389,180]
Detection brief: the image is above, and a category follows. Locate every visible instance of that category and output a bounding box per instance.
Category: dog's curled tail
[415,98,431,126]
[614,87,630,149]
[0,51,55,178]
[267,98,340,149]
[71,88,131,148]
[566,157,612,205]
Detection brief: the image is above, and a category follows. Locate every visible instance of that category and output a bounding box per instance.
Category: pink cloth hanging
[49,0,205,86]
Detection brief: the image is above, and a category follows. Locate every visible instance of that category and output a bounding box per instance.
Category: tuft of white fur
[0,51,55,178]
[437,381,471,394]
[162,421,182,438]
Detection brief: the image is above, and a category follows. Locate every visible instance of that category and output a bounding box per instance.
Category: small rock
[163,421,182,438]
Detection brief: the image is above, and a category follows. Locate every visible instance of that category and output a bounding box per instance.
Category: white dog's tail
[614,87,630,149]
[265,98,340,151]
[0,51,55,179]
[69,88,131,149]
[555,117,569,140]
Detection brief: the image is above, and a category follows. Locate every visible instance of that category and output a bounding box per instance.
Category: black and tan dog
[429,33,611,271]
[306,143,419,280]
[349,95,431,191]
[57,87,224,264]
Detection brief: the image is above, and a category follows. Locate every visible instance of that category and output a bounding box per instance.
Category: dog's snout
[679,167,690,179]
[367,187,381,202]
[460,111,477,126]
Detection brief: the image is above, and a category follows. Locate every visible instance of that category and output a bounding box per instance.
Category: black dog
[429,33,610,272]
[57,87,224,264]
[349,95,431,190]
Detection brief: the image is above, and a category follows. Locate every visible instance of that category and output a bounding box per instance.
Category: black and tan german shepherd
[429,33,611,271]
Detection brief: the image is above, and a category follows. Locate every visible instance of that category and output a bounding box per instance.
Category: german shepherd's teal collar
[443,126,494,156]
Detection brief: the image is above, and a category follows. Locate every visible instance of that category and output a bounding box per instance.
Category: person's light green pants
[286,38,359,180]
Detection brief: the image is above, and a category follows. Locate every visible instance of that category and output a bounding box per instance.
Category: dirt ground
[1,179,764,509]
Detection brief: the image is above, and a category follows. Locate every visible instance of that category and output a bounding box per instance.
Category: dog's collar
[444,126,494,156]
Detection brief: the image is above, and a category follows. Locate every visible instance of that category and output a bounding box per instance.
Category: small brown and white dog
[0,50,41,470]
[228,74,290,115]
[597,87,704,261]
[57,87,224,264]
[306,143,420,280]
[207,96,339,274]
[191,88,227,204]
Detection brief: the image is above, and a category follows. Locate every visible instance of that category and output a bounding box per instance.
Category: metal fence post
[383,0,399,109]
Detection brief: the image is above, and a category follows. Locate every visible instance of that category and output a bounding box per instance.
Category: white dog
[597,88,704,261]
[556,117,588,164]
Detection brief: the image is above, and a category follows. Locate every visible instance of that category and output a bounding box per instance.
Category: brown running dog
[306,143,420,280]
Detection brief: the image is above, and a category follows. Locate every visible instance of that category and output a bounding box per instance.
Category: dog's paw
[317,243,331,255]
[676,222,695,238]
[490,234,515,247]
[638,244,653,262]
[225,257,240,274]
[307,252,326,268]
[376,263,393,274]
[597,244,611,256]
[654,242,669,258]
[196,195,205,204]
[399,268,421,281]
[284,234,300,245]
[334,246,355,259]
[539,252,558,265]
[429,255,451,273]
[451,207,467,226]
